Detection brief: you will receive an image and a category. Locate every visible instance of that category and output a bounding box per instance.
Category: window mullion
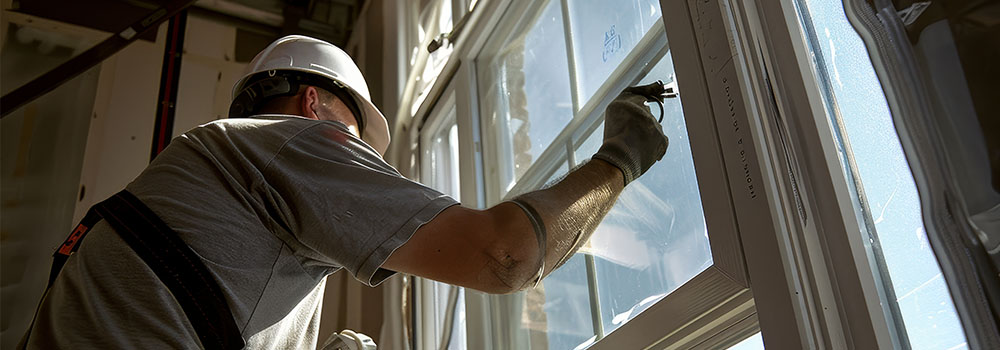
[565,139,606,341]
[584,252,604,341]
[559,0,582,113]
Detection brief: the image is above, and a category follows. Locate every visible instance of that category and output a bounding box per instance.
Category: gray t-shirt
[26,115,458,349]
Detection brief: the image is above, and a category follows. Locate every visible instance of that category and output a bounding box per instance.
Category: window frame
[840,0,1000,346]
[402,3,498,341]
[674,0,967,347]
[468,1,757,348]
[396,0,976,348]
[414,85,467,350]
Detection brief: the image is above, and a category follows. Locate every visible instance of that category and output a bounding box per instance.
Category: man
[22,35,668,348]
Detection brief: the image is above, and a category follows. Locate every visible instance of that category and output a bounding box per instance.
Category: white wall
[0,11,243,348]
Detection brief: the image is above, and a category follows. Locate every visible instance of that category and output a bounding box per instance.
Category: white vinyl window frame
[664,0,973,347]
[402,11,493,345]
[397,0,971,348]
[401,0,759,348]
[413,86,469,350]
[840,0,1000,346]
[466,1,756,348]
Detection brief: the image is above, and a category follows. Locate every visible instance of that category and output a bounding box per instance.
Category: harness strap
[48,206,102,288]
[27,190,245,350]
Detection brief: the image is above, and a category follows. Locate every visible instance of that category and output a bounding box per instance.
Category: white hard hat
[232,35,390,156]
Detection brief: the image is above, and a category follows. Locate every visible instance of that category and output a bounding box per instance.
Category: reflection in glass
[537,254,595,350]
[727,332,764,350]
[796,0,967,348]
[579,51,712,334]
[412,1,455,114]
[423,115,466,349]
[567,0,662,102]
[447,289,467,350]
[429,283,467,350]
[428,123,461,201]
[478,0,573,190]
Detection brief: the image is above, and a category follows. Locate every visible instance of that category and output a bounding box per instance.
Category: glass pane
[422,112,466,349]
[424,104,461,200]
[429,283,467,350]
[574,124,603,165]
[567,0,662,102]
[478,0,573,191]
[412,1,456,114]
[548,160,571,185]
[447,289,467,350]
[428,123,461,201]
[579,50,712,335]
[795,0,967,348]
[728,332,764,350]
[430,282,451,346]
[537,254,595,350]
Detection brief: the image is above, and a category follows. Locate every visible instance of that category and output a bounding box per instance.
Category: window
[576,51,711,336]
[565,0,662,103]
[424,121,461,199]
[417,90,468,350]
[794,0,967,348]
[399,0,993,348]
[536,254,594,349]
[477,0,573,188]
[410,0,455,114]
[727,333,764,350]
[472,1,749,349]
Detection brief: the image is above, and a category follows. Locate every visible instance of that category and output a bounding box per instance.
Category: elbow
[473,201,544,294]
[477,250,539,295]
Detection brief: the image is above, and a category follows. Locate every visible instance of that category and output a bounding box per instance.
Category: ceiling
[9,0,366,59]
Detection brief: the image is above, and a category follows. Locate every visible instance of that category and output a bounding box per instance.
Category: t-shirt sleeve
[259,121,458,286]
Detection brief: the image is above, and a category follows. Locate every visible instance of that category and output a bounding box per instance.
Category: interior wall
[173,15,246,135]
[1,4,398,348]
[2,11,242,348]
[0,19,166,348]
[73,27,166,220]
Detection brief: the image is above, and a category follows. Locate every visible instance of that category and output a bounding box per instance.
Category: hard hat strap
[229,71,365,135]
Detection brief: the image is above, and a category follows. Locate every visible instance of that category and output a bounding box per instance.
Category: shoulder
[266,117,391,170]
[173,115,326,154]
[192,115,318,136]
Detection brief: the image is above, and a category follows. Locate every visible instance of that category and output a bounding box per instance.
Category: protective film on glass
[412,1,455,113]
[424,117,466,349]
[536,254,595,350]
[578,50,712,335]
[478,0,574,188]
[566,0,662,103]
[727,332,764,350]
[797,0,967,348]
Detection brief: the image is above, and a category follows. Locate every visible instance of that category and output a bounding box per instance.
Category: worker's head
[239,72,363,135]
[229,35,390,155]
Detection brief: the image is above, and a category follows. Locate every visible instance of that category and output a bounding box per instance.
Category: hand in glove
[592,82,670,186]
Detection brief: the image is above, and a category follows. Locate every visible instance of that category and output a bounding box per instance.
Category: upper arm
[382,202,540,294]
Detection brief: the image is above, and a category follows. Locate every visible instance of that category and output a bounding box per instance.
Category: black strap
[48,206,103,288]
[28,190,245,349]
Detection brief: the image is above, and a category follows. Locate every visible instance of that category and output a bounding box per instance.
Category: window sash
[402,0,959,348]
[469,1,755,348]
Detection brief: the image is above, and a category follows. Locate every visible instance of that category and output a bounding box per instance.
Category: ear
[300,86,322,120]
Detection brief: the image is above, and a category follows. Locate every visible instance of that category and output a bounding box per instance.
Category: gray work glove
[592,82,670,186]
